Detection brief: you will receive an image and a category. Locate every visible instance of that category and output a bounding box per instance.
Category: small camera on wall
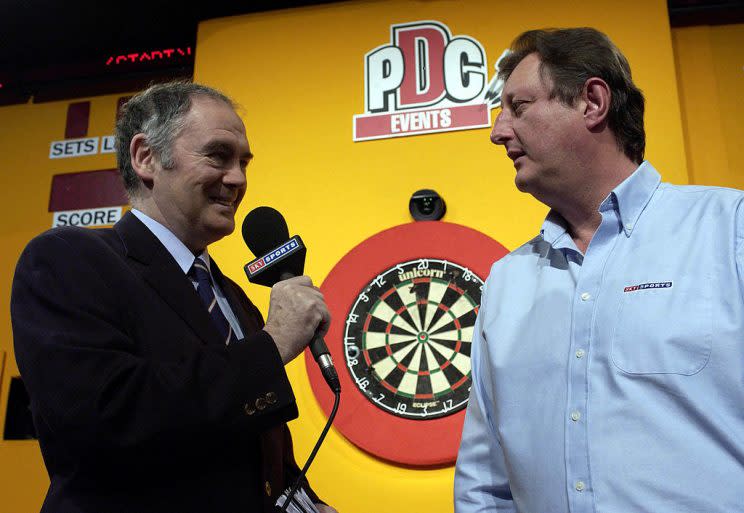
[409,189,446,221]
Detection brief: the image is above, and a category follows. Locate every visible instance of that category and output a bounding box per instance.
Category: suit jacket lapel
[114,211,222,346]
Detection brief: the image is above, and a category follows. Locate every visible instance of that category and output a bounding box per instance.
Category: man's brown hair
[499,28,645,164]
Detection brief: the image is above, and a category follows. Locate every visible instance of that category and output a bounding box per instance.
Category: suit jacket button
[264,480,272,496]
[244,403,256,415]
[266,391,277,404]
[255,397,267,410]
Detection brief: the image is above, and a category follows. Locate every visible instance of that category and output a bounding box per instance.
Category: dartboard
[344,258,482,420]
[306,221,508,466]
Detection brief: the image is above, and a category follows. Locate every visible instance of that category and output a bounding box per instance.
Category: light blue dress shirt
[131,209,244,339]
[455,162,744,513]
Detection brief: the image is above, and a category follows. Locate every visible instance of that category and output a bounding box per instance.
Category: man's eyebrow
[200,140,232,154]
[502,91,514,106]
[200,140,253,161]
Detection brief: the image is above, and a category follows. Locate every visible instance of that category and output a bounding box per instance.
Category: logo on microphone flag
[246,237,302,277]
[353,20,509,141]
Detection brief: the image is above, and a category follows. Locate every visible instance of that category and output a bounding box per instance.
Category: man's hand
[262,275,331,364]
[315,504,338,513]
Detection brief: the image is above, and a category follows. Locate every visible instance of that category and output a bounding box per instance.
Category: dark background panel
[1,1,744,105]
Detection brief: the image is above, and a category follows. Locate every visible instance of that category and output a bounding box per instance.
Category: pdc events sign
[353,20,506,142]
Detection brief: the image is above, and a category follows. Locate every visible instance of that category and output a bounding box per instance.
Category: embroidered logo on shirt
[623,281,672,293]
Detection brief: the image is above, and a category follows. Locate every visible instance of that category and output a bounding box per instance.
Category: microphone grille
[242,206,290,256]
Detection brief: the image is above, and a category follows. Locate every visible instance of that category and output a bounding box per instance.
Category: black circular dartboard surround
[306,221,508,466]
[345,258,483,420]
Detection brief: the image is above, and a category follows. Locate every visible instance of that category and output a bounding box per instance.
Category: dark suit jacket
[11,212,318,513]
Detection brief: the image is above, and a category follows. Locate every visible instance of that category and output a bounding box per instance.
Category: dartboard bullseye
[344,259,483,419]
[305,221,509,466]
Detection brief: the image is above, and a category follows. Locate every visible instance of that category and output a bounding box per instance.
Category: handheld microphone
[242,207,341,513]
[242,207,340,393]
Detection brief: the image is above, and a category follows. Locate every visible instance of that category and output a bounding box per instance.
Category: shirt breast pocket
[611,278,712,375]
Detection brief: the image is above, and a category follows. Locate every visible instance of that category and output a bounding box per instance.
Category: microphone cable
[241,206,342,512]
[278,390,341,513]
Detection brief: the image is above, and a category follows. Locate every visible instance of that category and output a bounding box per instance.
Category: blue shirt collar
[540,210,574,249]
[605,161,661,236]
[130,209,211,275]
[541,161,661,243]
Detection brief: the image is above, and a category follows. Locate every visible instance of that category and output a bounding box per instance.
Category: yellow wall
[673,23,744,188]
[0,0,690,511]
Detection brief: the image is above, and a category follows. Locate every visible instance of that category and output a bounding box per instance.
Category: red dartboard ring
[305,221,509,466]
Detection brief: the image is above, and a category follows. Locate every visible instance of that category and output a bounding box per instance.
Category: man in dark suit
[11,82,337,513]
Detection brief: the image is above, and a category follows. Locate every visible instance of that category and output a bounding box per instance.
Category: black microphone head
[242,206,306,287]
[242,206,289,257]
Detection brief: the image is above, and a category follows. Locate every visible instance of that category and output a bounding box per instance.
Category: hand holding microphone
[242,206,340,393]
[262,275,329,365]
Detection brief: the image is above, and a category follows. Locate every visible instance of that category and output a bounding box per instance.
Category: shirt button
[571,411,581,421]
[575,349,586,358]
[575,481,585,492]
[580,292,591,301]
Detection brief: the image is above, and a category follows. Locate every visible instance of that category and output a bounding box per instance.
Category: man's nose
[224,160,247,188]
[490,111,513,145]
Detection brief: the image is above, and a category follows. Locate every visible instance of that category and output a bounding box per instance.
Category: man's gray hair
[115,81,234,197]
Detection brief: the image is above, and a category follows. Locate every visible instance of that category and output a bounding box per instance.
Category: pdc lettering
[354,21,494,141]
[366,22,487,113]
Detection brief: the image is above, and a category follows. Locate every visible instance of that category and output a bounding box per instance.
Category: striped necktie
[189,257,237,345]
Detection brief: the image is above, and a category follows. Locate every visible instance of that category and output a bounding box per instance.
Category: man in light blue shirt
[454,28,744,513]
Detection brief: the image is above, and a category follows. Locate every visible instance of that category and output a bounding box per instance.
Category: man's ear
[130,134,156,185]
[582,77,611,131]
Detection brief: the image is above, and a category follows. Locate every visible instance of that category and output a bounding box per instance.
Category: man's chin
[514,174,533,194]
[216,219,236,235]
[205,216,236,239]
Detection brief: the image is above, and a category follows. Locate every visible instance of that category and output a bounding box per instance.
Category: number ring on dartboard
[305,221,509,466]
[345,259,482,420]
